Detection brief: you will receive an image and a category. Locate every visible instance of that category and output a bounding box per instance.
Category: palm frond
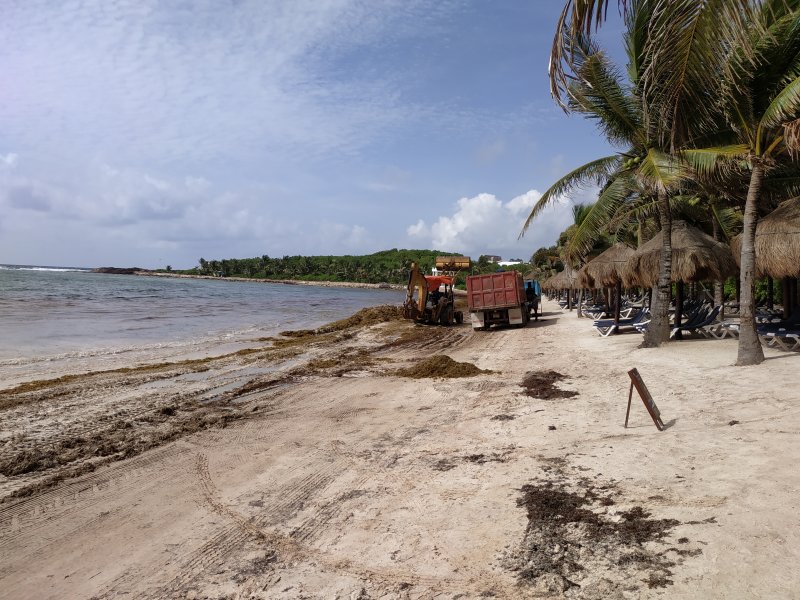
[623,0,654,87]
[563,173,635,260]
[568,47,644,145]
[550,1,630,108]
[760,74,800,130]
[606,194,660,231]
[641,0,758,148]
[710,203,742,241]
[519,154,621,238]
[679,144,750,176]
[637,147,689,191]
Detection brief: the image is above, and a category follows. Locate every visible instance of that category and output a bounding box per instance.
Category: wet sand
[1,300,799,599]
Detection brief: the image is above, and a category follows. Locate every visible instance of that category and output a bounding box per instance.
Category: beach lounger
[761,330,800,351]
[692,306,725,338]
[771,333,800,351]
[583,304,609,319]
[637,305,719,337]
[757,316,800,335]
[593,309,650,337]
[705,321,740,339]
[670,305,720,338]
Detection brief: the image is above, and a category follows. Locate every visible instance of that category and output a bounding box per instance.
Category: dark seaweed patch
[520,371,578,400]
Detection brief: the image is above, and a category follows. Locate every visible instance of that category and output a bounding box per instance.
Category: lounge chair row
[592,308,650,337]
[757,313,800,351]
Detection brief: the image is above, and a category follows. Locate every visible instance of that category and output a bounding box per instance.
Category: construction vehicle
[467,271,530,329]
[402,257,469,325]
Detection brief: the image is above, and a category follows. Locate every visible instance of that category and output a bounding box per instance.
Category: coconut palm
[678,1,800,364]
[543,0,800,353]
[523,4,696,346]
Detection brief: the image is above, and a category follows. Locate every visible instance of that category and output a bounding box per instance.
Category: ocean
[0,265,404,367]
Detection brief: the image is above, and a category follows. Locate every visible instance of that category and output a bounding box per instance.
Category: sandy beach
[1,299,799,599]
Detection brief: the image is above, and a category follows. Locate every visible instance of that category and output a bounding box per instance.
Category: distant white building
[497,260,523,267]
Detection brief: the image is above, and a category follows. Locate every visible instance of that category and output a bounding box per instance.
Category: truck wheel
[455,311,463,325]
[440,305,454,326]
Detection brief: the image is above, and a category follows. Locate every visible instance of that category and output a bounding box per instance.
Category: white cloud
[506,189,541,216]
[0,153,18,169]
[0,1,458,169]
[406,219,430,238]
[407,190,573,258]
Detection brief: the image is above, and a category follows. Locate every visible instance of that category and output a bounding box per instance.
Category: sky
[0,0,624,269]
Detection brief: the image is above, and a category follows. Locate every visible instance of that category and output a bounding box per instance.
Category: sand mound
[280,305,404,338]
[521,371,578,399]
[392,355,492,379]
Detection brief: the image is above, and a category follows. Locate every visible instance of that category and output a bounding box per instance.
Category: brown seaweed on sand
[280,305,404,338]
[507,479,683,593]
[520,371,578,399]
[392,355,492,379]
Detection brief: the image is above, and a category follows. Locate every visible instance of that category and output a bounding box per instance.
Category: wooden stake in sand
[625,368,664,431]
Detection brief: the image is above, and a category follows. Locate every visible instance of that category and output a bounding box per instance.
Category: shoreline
[133,269,406,290]
[2,300,799,598]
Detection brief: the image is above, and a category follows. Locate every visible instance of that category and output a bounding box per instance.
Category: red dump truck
[466,271,529,330]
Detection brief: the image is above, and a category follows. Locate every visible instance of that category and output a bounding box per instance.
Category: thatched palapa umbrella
[576,264,595,289]
[623,221,737,288]
[731,197,800,278]
[582,243,636,327]
[624,221,736,337]
[584,243,636,287]
[547,267,577,289]
[731,197,800,316]
[544,266,578,309]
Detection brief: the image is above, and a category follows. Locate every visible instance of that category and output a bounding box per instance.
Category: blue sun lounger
[593,308,650,337]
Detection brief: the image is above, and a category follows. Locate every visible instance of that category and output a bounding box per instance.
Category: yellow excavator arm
[403,262,428,320]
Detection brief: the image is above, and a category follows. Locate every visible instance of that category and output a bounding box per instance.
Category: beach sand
[1,300,798,599]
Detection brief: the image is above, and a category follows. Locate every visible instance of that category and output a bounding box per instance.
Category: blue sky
[0,0,624,269]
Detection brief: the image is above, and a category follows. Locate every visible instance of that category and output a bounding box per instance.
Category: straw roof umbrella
[544,266,578,309]
[584,243,636,287]
[543,270,563,291]
[582,243,636,327]
[731,197,800,278]
[624,221,736,339]
[546,266,577,290]
[576,265,595,290]
[623,220,737,288]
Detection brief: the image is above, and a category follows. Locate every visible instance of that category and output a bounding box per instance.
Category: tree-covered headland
[166,249,534,285]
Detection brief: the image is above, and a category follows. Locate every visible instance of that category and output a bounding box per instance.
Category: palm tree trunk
[767,276,773,310]
[642,188,672,347]
[674,280,684,340]
[736,160,765,366]
[711,216,724,315]
[783,277,791,319]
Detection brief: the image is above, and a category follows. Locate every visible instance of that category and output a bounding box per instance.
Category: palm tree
[523,6,693,346]
[539,0,775,349]
[680,1,800,364]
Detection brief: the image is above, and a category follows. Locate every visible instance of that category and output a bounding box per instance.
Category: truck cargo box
[467,272,525,311]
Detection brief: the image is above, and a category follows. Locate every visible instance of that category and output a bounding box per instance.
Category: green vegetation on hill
[185,249,453,284]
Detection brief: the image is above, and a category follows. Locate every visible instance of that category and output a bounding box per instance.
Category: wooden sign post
[625,368,664,431]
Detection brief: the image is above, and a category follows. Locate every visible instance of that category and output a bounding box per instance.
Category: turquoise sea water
[0,265,403,364]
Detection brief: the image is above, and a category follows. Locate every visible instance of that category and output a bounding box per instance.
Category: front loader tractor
[402,259,468,326]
